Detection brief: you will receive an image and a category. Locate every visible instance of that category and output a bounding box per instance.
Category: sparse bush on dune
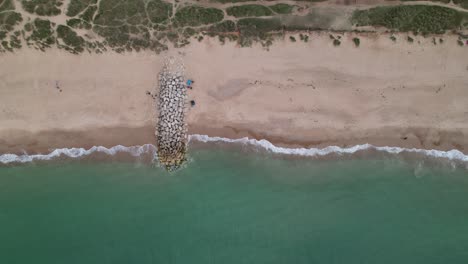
[352,5,466,34]
[226,5,273,18]
[1,0,466,54]
[353,37,360,47]
[269,4,295,15]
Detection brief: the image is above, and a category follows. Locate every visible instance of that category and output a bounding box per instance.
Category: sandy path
[1,32,467,154]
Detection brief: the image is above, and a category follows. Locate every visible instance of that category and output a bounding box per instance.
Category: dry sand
[1,32,468,154]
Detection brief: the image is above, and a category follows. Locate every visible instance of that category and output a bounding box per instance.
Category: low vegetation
[352,5,468,34]
[56,25,85,53]
[66,0,96,17]
[22,0,62,16]
[174,6,224,27]
[299,33,309,42]
[353,37,360,47]
[26,18,55,50]
[401,0,468,10]
[0,0,466,53]
[269,4,295,15]
[226,5,273,18]
[208,20,237,33]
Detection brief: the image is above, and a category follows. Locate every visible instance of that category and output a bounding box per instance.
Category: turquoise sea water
[1,147,468,263]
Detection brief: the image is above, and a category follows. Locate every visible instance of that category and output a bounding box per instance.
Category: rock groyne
[156,58,188,169]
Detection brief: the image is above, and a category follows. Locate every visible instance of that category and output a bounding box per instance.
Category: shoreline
[1,33,467,157]
[1,124,468,155]
[2,130,468,165]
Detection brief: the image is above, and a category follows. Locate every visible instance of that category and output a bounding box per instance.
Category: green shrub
[237,18,282,35]
[237,18,281,46]
[208,20,236,33]
[289,36,296,42]
[0,0,15,12]
[94,0,146,26]
[81,5,97,22]
[352,5,464,34]
[269,4,294,15]
[333,39,341,46]
[66,0,97,17]
[353,37,360,47]
[28,18,55,49]
[174,6,223,27]
[457,39,464,46]
[226,5,273,18]
[22,0,62,16]
[390,35,396,42]
[407,36,414,42]
[57,25,85,53]
[0,11,23,32]
[147,0,172,24]
[452,0,468,9]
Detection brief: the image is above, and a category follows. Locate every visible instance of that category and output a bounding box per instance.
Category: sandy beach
[1,32,468,154]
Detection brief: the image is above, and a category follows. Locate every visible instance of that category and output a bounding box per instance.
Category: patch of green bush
[226,5,273,18]
[237,18,282,34]
[352,5,465,34]
[407,36,414,42]
[94,0,145,26]
[81,5,97,22]
[401,0,468,9]
[66,0,97,17]
[0,0,15,12]
[174,6,223,27]
[299,33,309,42]
[269,4,294,15]
[22,0,62,16]
[57,25,85,53]
[0,11,22,32]
[333,39,341,46]
[289,36,296,42]
[93,25,130,47]
[147,0,172,24]
[353,37,360,47]
[28,18,55,50]
[453,0,468,9]
[237,18,282,46]
[208,20,236,33]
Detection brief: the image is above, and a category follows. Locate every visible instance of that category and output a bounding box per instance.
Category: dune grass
[226,5,273,18]
[352,5,466,34]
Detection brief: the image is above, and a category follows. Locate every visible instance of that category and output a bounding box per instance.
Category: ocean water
[1,142,468,263]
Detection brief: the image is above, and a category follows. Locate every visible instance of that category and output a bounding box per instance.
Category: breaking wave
[0,144,157,164]
[1,134,468,164]
[188,134,468,162]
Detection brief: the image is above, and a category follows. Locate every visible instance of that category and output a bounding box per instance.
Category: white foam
[2,135,468,165]
[0,144,157,164]
[188,134,468,162]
